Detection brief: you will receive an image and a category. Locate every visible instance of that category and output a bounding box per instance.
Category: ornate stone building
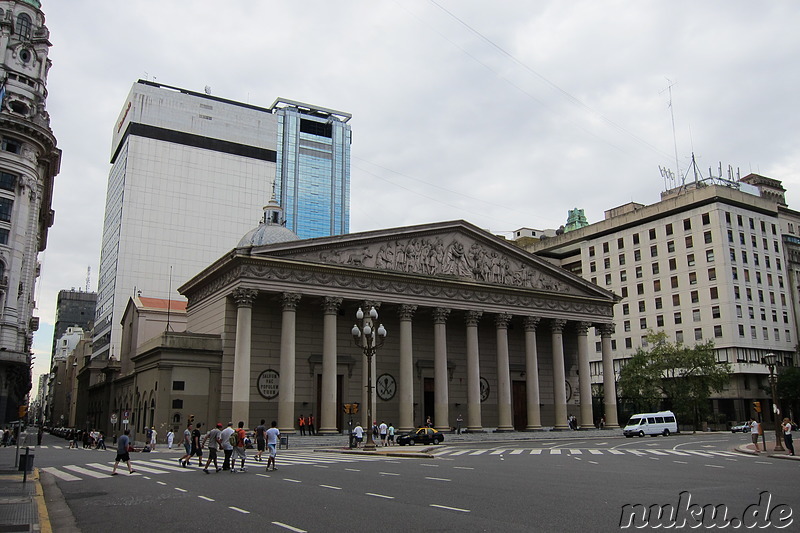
[0,0,60,423]
[165,219,620,435]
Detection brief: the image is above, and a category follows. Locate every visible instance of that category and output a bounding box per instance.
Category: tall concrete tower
[0,0,61,424]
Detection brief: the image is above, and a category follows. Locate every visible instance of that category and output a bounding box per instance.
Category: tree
[617,331,732,431]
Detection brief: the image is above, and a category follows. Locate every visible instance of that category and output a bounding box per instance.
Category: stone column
[433,307,450,431]
[278,293,301,433]
[495,313,514,432]
[398,304,417,432]
[551,319,569,430]
[465,310,483,432]
[599,323,620,428]
[576,322,594,429]
[319,297,342,435]
[231,288,258,426]
[524,316,542,430]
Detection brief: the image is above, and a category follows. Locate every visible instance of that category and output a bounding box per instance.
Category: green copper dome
[22,1,42,8]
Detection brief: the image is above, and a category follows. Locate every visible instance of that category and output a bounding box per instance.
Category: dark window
[172,381,185,391]
[0,198,12,222]
[683,218,692,230]
[1,138,21,154]
[299,118,332,138]
[16,13,32,40]
[649,228,656,240]
[0,229,7,245]
[603,242,609,253]
[702,213,710,225]
[617,237,624,250]
[588,246,595,257]
[172,399,183,409]
[632,233,640,245]
[725,212,731,224]
[0,172,16,191]
[665,223,673,236]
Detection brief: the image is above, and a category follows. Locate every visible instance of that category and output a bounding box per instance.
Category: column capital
[281,292,302,311]
[433,307,451,324]
[523,316,540,331]
[398,304,417,321]
[465,310,483,327]
[550,319,567,334]
[321,296,342,314]
[495,312,512,329]
[598,323,615,337]
[575,321,592,335]
[232,287,258,308]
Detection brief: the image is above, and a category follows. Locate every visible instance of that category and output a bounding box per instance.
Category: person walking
[298,415,305,436]
[111,429,136,475]
[265,421,280,471]
[379,421,388,446]
[750,418,761,452]
[254,420,267,462]
[166,429,174,450]
[782,418,795,456]
[456,414,463,435]
[220,422,235,471]
[232,421,247,473]
[352,423,364,448]
[149,427,157,451]
[387,423,395,446]
[191,423,204,467]
[202,423,223,473]
[179,423,193,466]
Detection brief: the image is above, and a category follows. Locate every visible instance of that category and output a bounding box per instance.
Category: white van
[622,411,678,437]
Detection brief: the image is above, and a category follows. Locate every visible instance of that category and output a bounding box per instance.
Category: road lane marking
[379,472,400,476]
[142,460,190,472]
[646,450,668,456]
[272,522,307,532]
[755,461,773,465]
[663,450,689,456]
[510,449,525,455]
[420,464,439,467]
[430,504,470,513]
[588,450,603,455]
[345,468,360,472]
[449,450,471,456]
[550,449,562,455]
[284,479,302,483]
[63,465,111,478]
[469,450,488,455]
[256,474,271,478]
[230,506,249,514]
[320,485,341,490]
[425,477,451,482]
[175,488,187,492]
[608,450,625,455]
[199,496,215,502]
[157,481,167,485]
[113,463,170,474]
[489,450,507,455]
[588,461,599,464]
[529,449,542,455]
[366,493,394,499]
[41,468,80,481]
[312,465,329,468]
[673,461,688,464]
[704,464,724,469]
[569,449,582,455]
[453,466,473,470]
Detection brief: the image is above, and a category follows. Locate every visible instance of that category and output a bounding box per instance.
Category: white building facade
[0,0,60,423]
[527,175,800,424]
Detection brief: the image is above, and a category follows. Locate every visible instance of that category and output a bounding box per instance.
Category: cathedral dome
[238,197,299,247]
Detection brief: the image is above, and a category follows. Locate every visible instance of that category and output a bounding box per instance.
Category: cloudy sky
[29,1,800,393]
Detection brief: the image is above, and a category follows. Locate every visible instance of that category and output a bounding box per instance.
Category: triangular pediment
[245,220,614,301]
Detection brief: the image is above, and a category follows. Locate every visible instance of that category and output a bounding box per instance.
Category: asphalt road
[27,431,800,532]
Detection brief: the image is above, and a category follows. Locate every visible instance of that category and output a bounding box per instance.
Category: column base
[524,426,544,431]
[493,427,515,433]
[464,427,485,433]
[551,425,571,431]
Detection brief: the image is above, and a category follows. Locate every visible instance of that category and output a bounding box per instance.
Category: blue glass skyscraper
[272,99,351,239]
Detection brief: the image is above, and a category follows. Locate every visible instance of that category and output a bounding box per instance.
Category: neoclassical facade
[178,220,620,434]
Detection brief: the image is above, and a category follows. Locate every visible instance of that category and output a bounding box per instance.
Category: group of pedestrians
[351,421,395,447]
[297,414,315,435]
[749,417,795,455]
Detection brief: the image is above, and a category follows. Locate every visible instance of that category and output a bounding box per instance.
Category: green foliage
[777,366,800,401]
[617,331,732,430]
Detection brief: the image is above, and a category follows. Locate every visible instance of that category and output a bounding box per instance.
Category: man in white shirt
[352,423,364,448]
[220,422,235,470]
[265,421,280,471]
[750,418,761,452]
[379,421,388,446]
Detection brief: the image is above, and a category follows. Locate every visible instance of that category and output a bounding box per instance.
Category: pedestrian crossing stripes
[39,451,396,482]
[431,448,743,458]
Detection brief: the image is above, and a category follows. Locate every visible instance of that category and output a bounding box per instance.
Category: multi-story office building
[50,289,96,358]
[93,81,350,362]
[0,0,60,423]
[525,173,800,424]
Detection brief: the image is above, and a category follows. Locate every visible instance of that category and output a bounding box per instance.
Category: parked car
[730,422,751,433]
[397,427,444,446]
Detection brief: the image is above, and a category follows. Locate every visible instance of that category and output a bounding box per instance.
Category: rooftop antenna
[85,266,91,292]
[660,78,681,180]
[166,265,173,332]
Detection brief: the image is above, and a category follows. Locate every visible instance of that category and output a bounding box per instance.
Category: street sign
[110,413,118,424]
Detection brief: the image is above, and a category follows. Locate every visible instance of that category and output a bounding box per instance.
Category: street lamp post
[352,306,387,452]
[763,352,784,452]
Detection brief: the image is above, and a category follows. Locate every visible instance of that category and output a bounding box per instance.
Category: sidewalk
[0,445,47,533]
[735,441,799,459]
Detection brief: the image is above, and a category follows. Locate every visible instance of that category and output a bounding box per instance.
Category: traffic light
[188,414,195,424]
[18,405,27,419]
[343,403,360,414]
[753,401,762,413]
[352,402,359,414]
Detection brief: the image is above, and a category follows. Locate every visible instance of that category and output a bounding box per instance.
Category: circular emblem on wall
[480,377,490,402]
[257,369,280,400]
[376,373,396,401]
[565,380,573,402]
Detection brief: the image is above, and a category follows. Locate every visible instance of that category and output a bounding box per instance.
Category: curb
[735,444,799,460]
[313,447,435,459]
